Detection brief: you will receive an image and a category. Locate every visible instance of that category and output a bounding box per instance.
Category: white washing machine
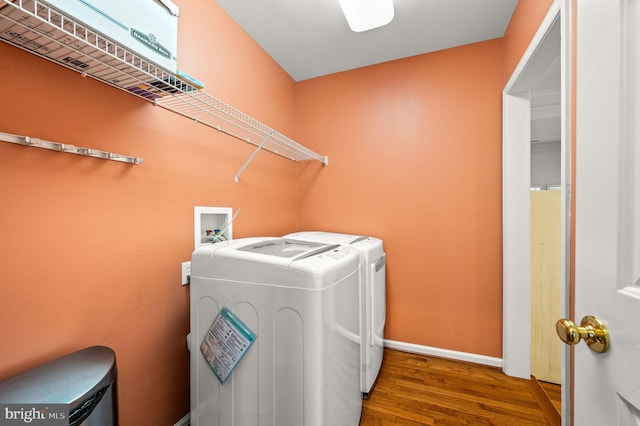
[285,231,386,395]
[190,237,362,426]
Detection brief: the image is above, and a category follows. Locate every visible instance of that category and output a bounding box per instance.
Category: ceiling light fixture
[338,0,395,33]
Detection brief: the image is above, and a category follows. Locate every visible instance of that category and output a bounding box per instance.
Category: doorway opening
[502,1,571,425]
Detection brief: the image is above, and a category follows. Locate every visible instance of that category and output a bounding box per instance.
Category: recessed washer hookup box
[46,0,179,73]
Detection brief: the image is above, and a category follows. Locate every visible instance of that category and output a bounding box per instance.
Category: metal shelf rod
[0,131,144,164]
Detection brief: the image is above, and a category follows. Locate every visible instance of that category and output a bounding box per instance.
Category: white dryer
[285,231,386,395]
[190,237,362,426]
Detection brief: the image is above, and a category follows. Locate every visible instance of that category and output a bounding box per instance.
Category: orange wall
[0,1,299,425]
[295,40,504,356]
[295,0,556,358]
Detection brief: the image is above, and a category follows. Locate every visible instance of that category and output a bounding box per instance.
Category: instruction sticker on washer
[200,307,256,384]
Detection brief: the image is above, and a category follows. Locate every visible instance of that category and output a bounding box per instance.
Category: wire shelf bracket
[234,134,270,183]
[0,0,328,175]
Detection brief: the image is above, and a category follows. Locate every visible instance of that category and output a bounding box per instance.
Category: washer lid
[237,238,339,260]
[285,231,384,261]
[285,231,363,245]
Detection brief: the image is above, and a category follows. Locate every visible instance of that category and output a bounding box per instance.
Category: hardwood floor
[539,381,561,415]
[360,349,561,425]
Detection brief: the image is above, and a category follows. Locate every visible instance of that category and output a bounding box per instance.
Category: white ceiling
[214,0,520,82]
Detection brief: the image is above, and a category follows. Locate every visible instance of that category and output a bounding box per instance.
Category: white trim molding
[384,339,503,368]
[502,0,563,380]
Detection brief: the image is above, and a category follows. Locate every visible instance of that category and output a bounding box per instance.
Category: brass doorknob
[556,315,610,353]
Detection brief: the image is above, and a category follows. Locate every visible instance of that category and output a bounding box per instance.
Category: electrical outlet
[181,261,191,285]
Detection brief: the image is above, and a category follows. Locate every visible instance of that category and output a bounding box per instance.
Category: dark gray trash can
[0,346,118,426]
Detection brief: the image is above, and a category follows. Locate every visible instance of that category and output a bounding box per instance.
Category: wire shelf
[0,0,328,167]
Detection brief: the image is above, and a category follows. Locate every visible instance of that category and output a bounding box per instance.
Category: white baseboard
[384,339,503,368]
[174,413,190,426]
